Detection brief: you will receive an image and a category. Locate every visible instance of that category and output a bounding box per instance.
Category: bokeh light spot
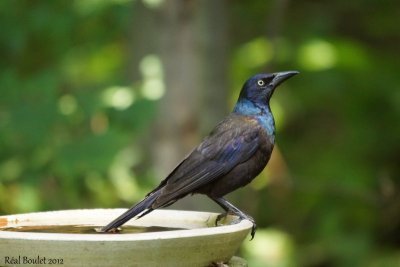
[102,86,135,110]
[142,0,164,9]
[109,148,140,202]
[243,229,295,267]
[236,37,274,68]
[58,94,78,115]
[139,54,165,100]
[298,39,337,71]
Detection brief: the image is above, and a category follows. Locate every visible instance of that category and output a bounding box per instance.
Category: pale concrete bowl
[0,209,251,267]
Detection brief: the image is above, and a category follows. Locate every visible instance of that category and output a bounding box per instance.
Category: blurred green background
[0,0,399,266]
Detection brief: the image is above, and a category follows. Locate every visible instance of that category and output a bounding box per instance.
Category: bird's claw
[235,213,256,240]
[95,227,121,233]
[240,214,256,240]
[249,221,257,240]
[215,212,257,240]
[215,212,229,226]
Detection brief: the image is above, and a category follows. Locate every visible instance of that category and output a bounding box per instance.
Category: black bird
[101,71,298,239]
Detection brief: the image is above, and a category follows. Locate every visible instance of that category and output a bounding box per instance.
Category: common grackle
[101,71,299,239]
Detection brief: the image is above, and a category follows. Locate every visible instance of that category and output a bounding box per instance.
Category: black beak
[272,71,299,87]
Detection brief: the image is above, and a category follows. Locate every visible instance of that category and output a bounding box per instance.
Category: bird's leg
[210,198,230,225]
[211,197,257,240]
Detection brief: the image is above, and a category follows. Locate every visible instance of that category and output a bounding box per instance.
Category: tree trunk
[152,0,229,178]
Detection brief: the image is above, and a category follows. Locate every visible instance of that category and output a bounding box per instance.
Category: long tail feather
[100,191,160,232]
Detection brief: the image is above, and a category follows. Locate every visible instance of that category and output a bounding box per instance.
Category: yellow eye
[257,80,265,86]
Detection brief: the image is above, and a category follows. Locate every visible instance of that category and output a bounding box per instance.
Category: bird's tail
[100,191,160,232]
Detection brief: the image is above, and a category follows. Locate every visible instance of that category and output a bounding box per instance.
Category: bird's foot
[244,215,257,240]
[237,213,257,240]
[215,211,230,226]
[95,227,121,233]
[229,210,257,240]
[215,212,256,240]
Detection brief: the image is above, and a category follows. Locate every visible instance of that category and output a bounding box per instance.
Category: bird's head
[238,71,299,105]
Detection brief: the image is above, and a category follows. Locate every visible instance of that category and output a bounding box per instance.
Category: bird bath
[0,209,251,266]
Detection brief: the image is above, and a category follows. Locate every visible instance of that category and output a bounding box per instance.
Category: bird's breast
[256,115,275,144]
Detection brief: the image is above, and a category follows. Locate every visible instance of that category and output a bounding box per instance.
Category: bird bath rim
[0,209,251,267]
[0,208,253,241]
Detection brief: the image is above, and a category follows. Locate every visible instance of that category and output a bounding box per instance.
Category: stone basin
[0,209,251,267]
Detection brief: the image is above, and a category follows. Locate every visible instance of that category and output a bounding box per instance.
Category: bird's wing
[151,115,262,208]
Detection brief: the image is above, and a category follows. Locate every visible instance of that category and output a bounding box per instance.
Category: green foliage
[0,1,399,266]
[0,1,156,214]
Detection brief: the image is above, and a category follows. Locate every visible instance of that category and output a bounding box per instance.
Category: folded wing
[151,115,262,208]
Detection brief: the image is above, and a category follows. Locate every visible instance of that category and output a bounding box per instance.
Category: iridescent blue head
[237,71,299,106]
[234,71,299,140]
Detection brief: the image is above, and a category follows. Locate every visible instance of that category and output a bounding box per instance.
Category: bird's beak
[272,71,299,87]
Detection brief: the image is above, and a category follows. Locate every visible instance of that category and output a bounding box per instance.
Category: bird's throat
[233,99,275,143]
